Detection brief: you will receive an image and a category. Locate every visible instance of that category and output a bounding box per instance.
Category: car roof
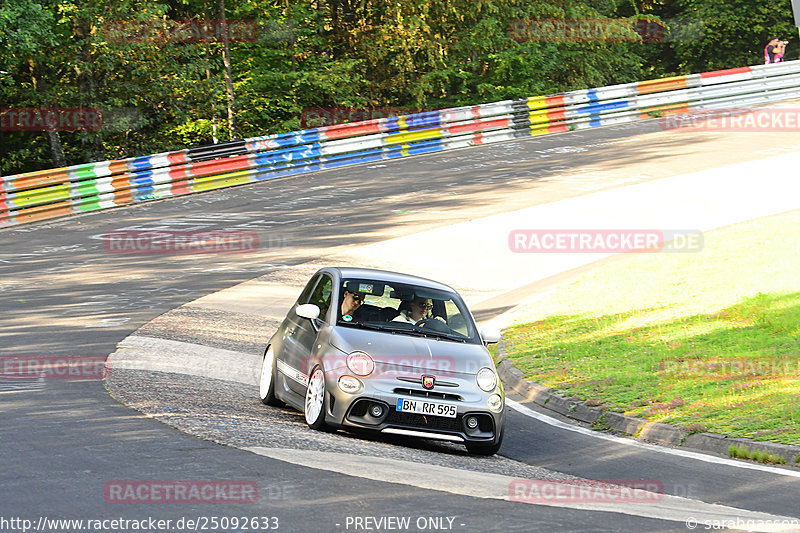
[325,266,457,293]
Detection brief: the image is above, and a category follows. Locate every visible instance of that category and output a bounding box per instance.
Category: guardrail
[2,60,800,228]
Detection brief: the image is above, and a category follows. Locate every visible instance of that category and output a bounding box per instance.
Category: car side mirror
[296,303,321,320]
[480,327,501,345]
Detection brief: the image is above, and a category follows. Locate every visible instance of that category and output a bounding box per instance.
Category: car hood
[329,326,492,376]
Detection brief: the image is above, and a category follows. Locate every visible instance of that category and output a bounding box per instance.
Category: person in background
[765,36,787,64]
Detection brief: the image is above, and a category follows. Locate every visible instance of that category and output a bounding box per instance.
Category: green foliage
[728,444,787,465]
[591,413,612,431]
[668,0,798,73]
[2,0,798,174]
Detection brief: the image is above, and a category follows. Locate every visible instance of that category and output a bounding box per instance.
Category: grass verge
[728,445,786,465]
[502,210,800,446]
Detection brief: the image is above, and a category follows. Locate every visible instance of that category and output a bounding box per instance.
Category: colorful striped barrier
[2,60,800,228]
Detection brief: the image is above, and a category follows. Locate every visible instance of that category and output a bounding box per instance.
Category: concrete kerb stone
[570,403,603,425]
[495,349,800,467]
[603,411,645,435]
[639,422,687,447]
[685,433,800,465]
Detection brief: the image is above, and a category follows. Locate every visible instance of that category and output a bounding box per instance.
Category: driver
[392,297,433,324]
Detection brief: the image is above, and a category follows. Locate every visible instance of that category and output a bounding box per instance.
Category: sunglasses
[348,292,366,302]
[413,301,433,310]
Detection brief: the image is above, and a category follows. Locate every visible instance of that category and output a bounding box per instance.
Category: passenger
[393,297,433,324]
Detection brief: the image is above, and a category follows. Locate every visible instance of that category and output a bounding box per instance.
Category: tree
[4,0,793,176]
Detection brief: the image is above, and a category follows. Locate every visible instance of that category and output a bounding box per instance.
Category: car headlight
[338,375,362,394]
[488,394,504,412]
[346,351,374,376]
[476,367,497,392]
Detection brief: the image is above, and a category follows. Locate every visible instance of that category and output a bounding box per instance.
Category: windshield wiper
[392,328,432,338]
[338,322,406,333]
[337,321,470,342]
[431,332,469,343]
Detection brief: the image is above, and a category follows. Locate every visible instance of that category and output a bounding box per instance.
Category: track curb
[109,335,260,386]
[495,347,800,467]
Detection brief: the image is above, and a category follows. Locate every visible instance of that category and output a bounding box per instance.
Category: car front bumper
[325,378,505,444]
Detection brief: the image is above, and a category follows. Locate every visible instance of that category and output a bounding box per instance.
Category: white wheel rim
[305,368,325,424]
[259,347,274,399]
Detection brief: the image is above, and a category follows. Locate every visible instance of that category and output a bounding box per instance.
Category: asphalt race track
[3,117,800,533]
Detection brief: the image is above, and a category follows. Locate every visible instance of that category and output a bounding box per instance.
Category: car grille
[385,409,462,433]
[392,388,462,402]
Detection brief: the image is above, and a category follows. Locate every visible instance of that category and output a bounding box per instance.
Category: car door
[282,274,333,396]
[275,274,319,398]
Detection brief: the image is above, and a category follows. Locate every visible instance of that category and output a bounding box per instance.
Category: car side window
[444,299,468,336]
[308,275,333,322]
[297,274,321,305]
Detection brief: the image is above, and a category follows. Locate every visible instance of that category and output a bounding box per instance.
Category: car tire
[465,427,504,456]
[259,345,283,407]
[304,365,328,430]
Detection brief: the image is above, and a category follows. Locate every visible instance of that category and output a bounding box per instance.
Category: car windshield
[336,278,480,343]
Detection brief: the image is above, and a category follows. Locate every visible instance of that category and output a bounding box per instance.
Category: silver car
[258,267,505,455]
